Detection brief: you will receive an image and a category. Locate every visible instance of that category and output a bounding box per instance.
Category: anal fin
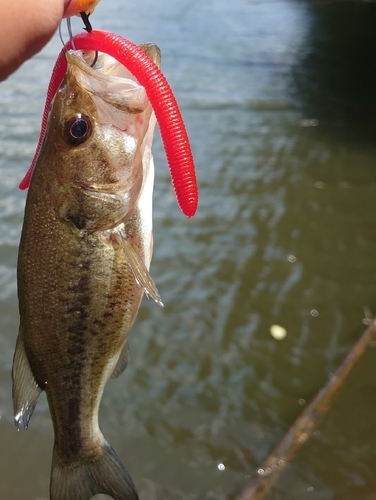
[112,232,164,307]
[12,329,42,430]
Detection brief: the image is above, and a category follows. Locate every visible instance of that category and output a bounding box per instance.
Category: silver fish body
[12,45,162,500]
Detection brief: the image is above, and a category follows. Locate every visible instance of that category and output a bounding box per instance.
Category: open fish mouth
[65,50,150,116]
[66,49,137,82]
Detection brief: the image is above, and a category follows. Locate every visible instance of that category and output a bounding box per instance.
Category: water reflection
[294,1,376,124]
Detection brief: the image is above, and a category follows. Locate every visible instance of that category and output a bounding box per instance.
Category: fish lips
[65,50,150,124]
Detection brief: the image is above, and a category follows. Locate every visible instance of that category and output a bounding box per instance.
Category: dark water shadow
[292,1,376,143]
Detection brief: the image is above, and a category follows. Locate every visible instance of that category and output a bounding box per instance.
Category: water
[1,0,376,498]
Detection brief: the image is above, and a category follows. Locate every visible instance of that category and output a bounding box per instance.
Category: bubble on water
[288,254,297,263]
[339,181,351,189]
[307,486,314,492]
[300,118,319,127]
[258,468,265,476]
[310,309,319,317]
[217,463,225,471]
[298,398,306,406]
[270,324,287,340]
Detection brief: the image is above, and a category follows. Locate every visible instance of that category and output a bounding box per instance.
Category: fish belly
[16,186,144,457]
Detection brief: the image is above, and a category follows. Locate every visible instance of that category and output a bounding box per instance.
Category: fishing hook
[80,12,93,33]
[59,17,96,64]
[90,51,99,68]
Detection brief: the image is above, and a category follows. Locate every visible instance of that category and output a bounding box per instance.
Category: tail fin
[50,441,139,500]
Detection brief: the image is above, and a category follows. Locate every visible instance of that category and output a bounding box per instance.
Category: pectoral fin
[113,232,164,307]
[111,340,130,379]
[12,329,42,430]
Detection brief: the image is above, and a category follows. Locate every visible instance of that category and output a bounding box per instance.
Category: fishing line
[67,17,76,50]
[58,17,97,68]
[58,19,75,51]
[58,21,65,47]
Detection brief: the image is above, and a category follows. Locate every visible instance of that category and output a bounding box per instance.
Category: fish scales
[13,44,162,500]
[20,203,141,461]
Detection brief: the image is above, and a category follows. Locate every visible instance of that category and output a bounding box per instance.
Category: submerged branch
[235,319,376,500]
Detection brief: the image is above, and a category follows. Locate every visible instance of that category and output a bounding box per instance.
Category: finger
[63,0,101,17]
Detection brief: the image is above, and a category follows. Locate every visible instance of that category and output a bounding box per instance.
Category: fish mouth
[65,50,143,85]
[73,181,134,209]
[74,181,124,198]
[65,50,149,114]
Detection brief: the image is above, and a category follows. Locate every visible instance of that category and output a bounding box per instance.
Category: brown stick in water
[235,319,376,500]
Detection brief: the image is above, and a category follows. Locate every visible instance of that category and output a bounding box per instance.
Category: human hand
[0,0,100,81]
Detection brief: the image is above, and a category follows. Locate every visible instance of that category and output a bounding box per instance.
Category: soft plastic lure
[20,30,198,218]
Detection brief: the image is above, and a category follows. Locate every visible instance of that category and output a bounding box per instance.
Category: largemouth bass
[12,44,163,500]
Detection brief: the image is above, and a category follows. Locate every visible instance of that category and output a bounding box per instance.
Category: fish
[12,43,163,500]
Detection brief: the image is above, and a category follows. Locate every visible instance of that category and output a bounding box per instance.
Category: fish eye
[62,114,92,146]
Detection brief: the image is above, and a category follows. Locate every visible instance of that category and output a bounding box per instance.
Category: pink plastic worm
[20,30,198,218]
